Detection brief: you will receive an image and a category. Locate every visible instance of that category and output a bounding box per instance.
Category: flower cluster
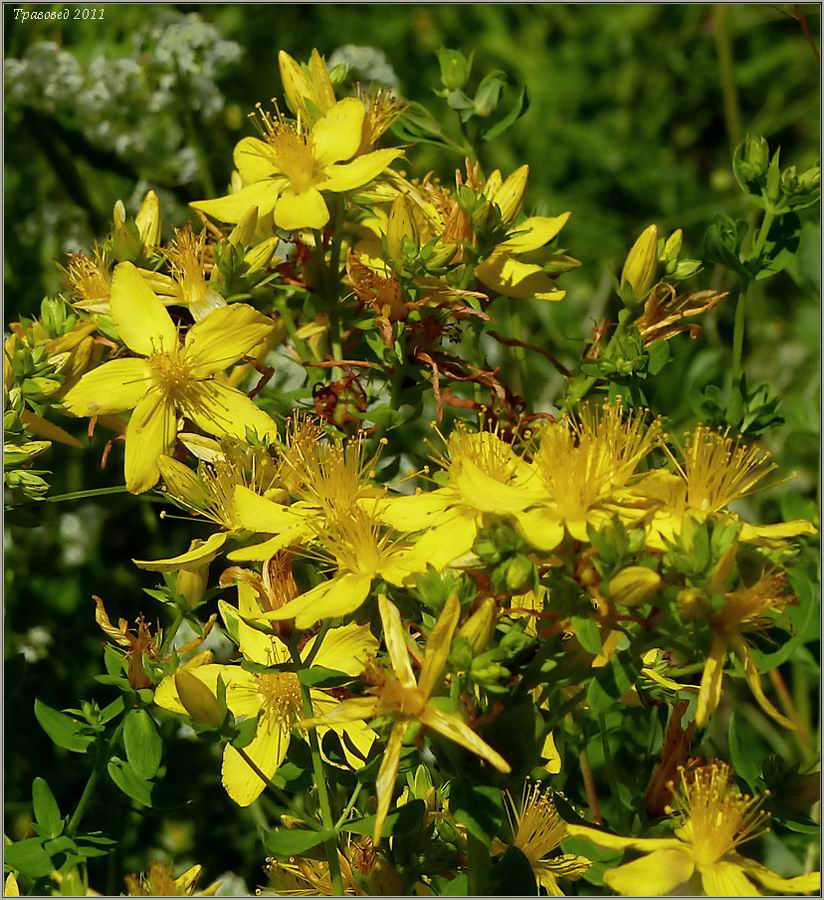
[4,45,819,898]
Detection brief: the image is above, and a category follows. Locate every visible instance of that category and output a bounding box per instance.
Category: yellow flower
[474,213,577,302]
[568,762,820,896]
[154,583,377,806]
[4,873,19,897]
[375,423,537,569]
[191,98,402,231]
[61,262,276,493]
[298,594,511,842]
[501,783,590,895]
[123,862,220,897]
[695,573,798,730]
[278,49,337,127]
[514,402,659,551]
[638,426,816,548]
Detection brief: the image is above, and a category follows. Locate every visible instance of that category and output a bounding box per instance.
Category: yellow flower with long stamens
[154,583,377,807]
[299,594,511,843]
[500,783,590,895]
[513,402,659,551]
[695,573,798,730]
[61,262,276,493]
[124,862,220,897]
[375,422,537,570]
[639,426,816,548]
[191,99,402,231]
[568,761,820,896]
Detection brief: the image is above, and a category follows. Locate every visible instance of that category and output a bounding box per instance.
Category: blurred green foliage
[4,4,819,893]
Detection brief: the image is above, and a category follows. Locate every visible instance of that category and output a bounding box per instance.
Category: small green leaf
[571,616,602,654]
[587,647,642,713]
[5,837,54,878]
[106,757,154,807]
[483,85,529,142]
[451,782,503,844]
[32,777,63,840]
[297,666,351,688]
[34,699,94,753]
[489,846,537,896]
[123,708,162,780]
[340,799,426,839]
[728,713,766,792]
[263,827,333,858]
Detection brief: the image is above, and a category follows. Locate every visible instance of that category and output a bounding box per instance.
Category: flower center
[507,783,566,864]
[669,763,769,868]
[149,351,194,399]
[269,128,317,192]
[255,672,303,726]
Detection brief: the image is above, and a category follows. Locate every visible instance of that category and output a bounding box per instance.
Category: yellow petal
[184,380,276,442]
[218,599,289,667]
[500,214,571,253]
[310,97,366,166]
[377,595,417,688]
[266,572,372,629]
[541,729,562,774]
[191,181,282,225]
[274,187,329,231]
[453,458,535,513]
[317,148,403,192]
[334,717,377,769]
[308,622,378,676]
[235,137,279,183]
[418,594,460,700]
[733,636,796,730]
[227,529,312,561]
[475,254,565,301]
[222,712,291,806]
[604,849,695,896]
[132,530,227,572]
[4,873,19,896]
[173,865,203,895]
[234,485,308,533]
[62,357,152,416]
[183,304,274,377]
[400,512,478,571]
[124,386,177,494]
[740,520,818,543]
[154,664,260,718]
[419,704,510,773]
[514,508,565,551]
[374,721,406,843]
[377,490,453,530]
[299,696,379,729]
[695,632,727,727]
[699,861,761,896]
[565,823,686,852]
[110,262,177,356]
[737,856,820,894]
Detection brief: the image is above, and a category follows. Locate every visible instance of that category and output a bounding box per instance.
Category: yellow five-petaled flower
[62,262,276,493]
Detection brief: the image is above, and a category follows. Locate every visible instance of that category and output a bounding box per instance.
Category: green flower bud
[676,587,711,622]
[458,597,498,654]
[229,207,259,246]
[607,566,661,607]
[174,670,224,728]
[437,47,473,91]
[765,150,782,206]
[620,225,659,304]
[797,166,821,193]
[111,200,143,262]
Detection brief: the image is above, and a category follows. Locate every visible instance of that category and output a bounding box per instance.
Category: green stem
[67,719,126,836]
[562,313,631,412]
[598,714,618,809]
[334,782,362,830]
[289,640,344,895]
[730,285,748,385]
[714,5,742,147]
[159,608,186,659]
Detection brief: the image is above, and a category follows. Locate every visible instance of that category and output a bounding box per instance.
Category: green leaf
[728,712,766,791]
[123,708,162,780]
[571,616,602,654]
[751,213,801,281]
[5,837,54,878]
[32,777,63,840]
[106,757,154,807]
[483,85,529,142]
[431,873,469,896]
[297,666,352,688]
[34,699,94,753]
[587,647,642,713]
[451,782,503,844]
[263,826,333,858]
[489,846,537,896]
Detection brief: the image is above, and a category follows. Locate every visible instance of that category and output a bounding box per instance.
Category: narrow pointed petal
[418,594,460,700]
[265,573,372,629]
[191,181,282,225]
[733,636,796,730]
[500,214,571,253]
[132,531,226,572]
[604,849,695,896]
[419,704,510,773]
[110,262,177,356]
[373,721,406,843]
[184,304,274,377]
[377,595,417,688]
[317,148,402,192]
[62,357,153,417]
[184,380,276,443]
[565,823,686,852]
[124,386,177,494]
[695,632,727,727]
[310,97,365,165]
[737,856,820,894]
[299,696,379,729]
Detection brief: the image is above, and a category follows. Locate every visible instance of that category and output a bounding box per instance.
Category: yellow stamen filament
[253,672,303,726]
[252,106,317,191]
[507,782,566,864]
[715,574,791,634]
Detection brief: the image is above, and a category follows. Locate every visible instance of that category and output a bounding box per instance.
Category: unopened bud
[174,670,223,727]
[620,225,659,303]
[492,164,529,225]
[741,134,769,180]
[135,190,161,252]
[662,228,683,264]
[458,597,497,654]
[229,207,259,246]
[765,151,782,205]
[607,567,661,607]
[111,201,142,262]
[437,47,472,91]
[797,166,820,193]
[676,587,710,622]
[781,165,799,195]
[176,560,209,609]
[387,194,419,260]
